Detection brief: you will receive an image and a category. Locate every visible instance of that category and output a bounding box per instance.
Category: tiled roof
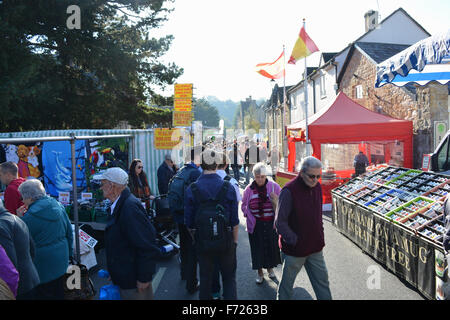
[356,42,411,64]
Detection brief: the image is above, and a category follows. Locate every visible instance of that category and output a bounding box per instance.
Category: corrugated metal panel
[0,129,172,196]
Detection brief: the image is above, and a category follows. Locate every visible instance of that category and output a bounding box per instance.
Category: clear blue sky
[153,0,450,102]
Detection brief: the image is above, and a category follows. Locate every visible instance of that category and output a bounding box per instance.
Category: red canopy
[287,91,413,168]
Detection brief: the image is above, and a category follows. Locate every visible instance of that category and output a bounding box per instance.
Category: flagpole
[303,18,311,157]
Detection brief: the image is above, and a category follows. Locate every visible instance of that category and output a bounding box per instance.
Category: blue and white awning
[375,29,450,88]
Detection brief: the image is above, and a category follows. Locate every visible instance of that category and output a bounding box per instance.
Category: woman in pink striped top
[241,163,282,284]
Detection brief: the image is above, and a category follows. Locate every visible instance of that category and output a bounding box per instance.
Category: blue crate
[364,189,407,207]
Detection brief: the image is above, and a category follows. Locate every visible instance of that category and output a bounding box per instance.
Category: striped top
[247,186,275,222]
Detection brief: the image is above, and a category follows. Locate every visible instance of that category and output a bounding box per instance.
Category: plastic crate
[385,196,435,224]
[384,169,422,186]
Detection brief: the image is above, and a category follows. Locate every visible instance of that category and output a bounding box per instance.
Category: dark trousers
[34,275,65,300]
[197,243,237,300]
[212,260,221,295]
[178,223,198,292]
[231,165,240,181]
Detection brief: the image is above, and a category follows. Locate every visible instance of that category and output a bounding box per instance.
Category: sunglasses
[137,166,143,169]
[306,174,321,180]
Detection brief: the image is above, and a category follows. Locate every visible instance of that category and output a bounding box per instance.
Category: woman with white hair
[241,162,282,284]
[17,179,73,300]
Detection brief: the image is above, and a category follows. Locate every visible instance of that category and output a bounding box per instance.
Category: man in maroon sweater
[274,156,332,300]
[0,162,26,215]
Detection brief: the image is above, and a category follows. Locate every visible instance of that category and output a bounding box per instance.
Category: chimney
[364,10,379,32]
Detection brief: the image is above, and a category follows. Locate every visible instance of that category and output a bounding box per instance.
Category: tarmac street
[90,183,425,300]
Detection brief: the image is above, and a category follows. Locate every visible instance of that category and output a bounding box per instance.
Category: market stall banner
[0,143,44,180]
[333,194,440,300]
[42,141,87,197]
[154,128,183,150]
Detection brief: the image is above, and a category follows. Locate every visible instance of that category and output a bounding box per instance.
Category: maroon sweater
[4,178,25,215]
[275,174,324,257]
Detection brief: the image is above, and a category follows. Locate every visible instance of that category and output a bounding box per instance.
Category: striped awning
[375,29,450,88]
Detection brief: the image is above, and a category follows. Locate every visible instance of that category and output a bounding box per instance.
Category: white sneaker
[256,275,264,284]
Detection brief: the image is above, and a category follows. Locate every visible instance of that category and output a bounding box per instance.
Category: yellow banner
[174,83,193,99]
[174,98,192,112]
[173,111,193,127]
[154,128,182,150]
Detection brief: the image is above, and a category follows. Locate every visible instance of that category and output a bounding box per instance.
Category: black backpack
[167,165,196,214]
[191,181,233,254]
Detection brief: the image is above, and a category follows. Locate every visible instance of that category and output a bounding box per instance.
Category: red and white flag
[255,51,285,79]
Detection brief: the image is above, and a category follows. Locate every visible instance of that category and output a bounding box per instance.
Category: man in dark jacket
[0,199,40,299]
[96,167,160,300]
[185,149,239,300]
[157,153,178,195]
[274,156,332,300]
[0,162,26,215]
[353,151,369,176]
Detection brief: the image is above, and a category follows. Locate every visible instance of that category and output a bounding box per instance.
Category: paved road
[90,183,425,300]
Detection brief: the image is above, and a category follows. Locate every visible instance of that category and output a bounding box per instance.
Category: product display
[333,166,449,245]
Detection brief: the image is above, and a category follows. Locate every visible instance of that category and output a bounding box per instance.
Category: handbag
[64,263,96,300]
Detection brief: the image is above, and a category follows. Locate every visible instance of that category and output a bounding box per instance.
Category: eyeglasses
[137,166,143,169]
[306,174,321,180]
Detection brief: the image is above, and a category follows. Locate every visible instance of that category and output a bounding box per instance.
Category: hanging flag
[255,51,285,79]
[288,27,319,64]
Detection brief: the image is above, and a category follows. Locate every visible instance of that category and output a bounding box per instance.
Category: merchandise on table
[331,166,449,245]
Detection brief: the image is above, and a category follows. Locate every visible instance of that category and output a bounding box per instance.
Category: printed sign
[422,154,432,171]
[174,98,192,112]
[58,191,70,205]
[81,192,93,201]
[79,229,98,248]
[154,128,182,150]
[174,83,193,99]
[173,110,193,127]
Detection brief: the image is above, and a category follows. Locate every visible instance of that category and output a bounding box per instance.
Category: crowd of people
[0,138,449,301]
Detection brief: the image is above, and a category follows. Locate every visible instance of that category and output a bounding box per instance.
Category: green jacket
[21,196,73,284]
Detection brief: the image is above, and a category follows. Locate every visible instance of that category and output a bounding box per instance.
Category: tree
[0,0,183,131]
[193,98,220,127]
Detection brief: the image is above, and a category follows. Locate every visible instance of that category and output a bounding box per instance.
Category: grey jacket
[0,200,40,296]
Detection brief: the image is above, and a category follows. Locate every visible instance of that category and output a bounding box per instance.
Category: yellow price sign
[173,111,193,127]
[174,83,193,99]
[154,128,182,150]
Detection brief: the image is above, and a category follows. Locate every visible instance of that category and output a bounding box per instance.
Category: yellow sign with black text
[154,128,182,150]
[173,111,193,127]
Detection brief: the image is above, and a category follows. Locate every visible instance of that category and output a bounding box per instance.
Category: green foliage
[0,0,183,131]
[193,98,220,127]
[204,96,238,129]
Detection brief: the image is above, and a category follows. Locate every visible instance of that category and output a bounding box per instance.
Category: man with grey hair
[96,167,160,300]
[275,156,332,300]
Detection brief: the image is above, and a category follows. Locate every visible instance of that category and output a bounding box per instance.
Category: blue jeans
[276,250,332,300]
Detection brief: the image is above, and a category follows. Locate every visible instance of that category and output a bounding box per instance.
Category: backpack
[191,181,233,254]
[167,165,197,214]
[223,175,232,182]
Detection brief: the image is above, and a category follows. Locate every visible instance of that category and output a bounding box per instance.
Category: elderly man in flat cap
[95,167,161,300]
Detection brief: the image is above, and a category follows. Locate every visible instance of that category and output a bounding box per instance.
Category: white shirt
[216,169,242,201]
[109,195,120,215]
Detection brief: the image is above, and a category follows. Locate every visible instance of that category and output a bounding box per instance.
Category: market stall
[277,92,413,205]
[331,166,449,300]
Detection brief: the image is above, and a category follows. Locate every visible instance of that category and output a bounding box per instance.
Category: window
[355,85,363,99]
[320,74,326,98]
[437,135,450,172]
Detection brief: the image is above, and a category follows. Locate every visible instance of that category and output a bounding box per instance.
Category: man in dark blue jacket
[0,199,40,299]
[185,149,239,300]
[157,153,178,195]
[96,167,160,300]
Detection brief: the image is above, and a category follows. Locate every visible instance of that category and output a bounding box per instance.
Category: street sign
[174,98,192,112]
[173,111,193,127]
[174,83,193,99]
[154,128,182,150]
